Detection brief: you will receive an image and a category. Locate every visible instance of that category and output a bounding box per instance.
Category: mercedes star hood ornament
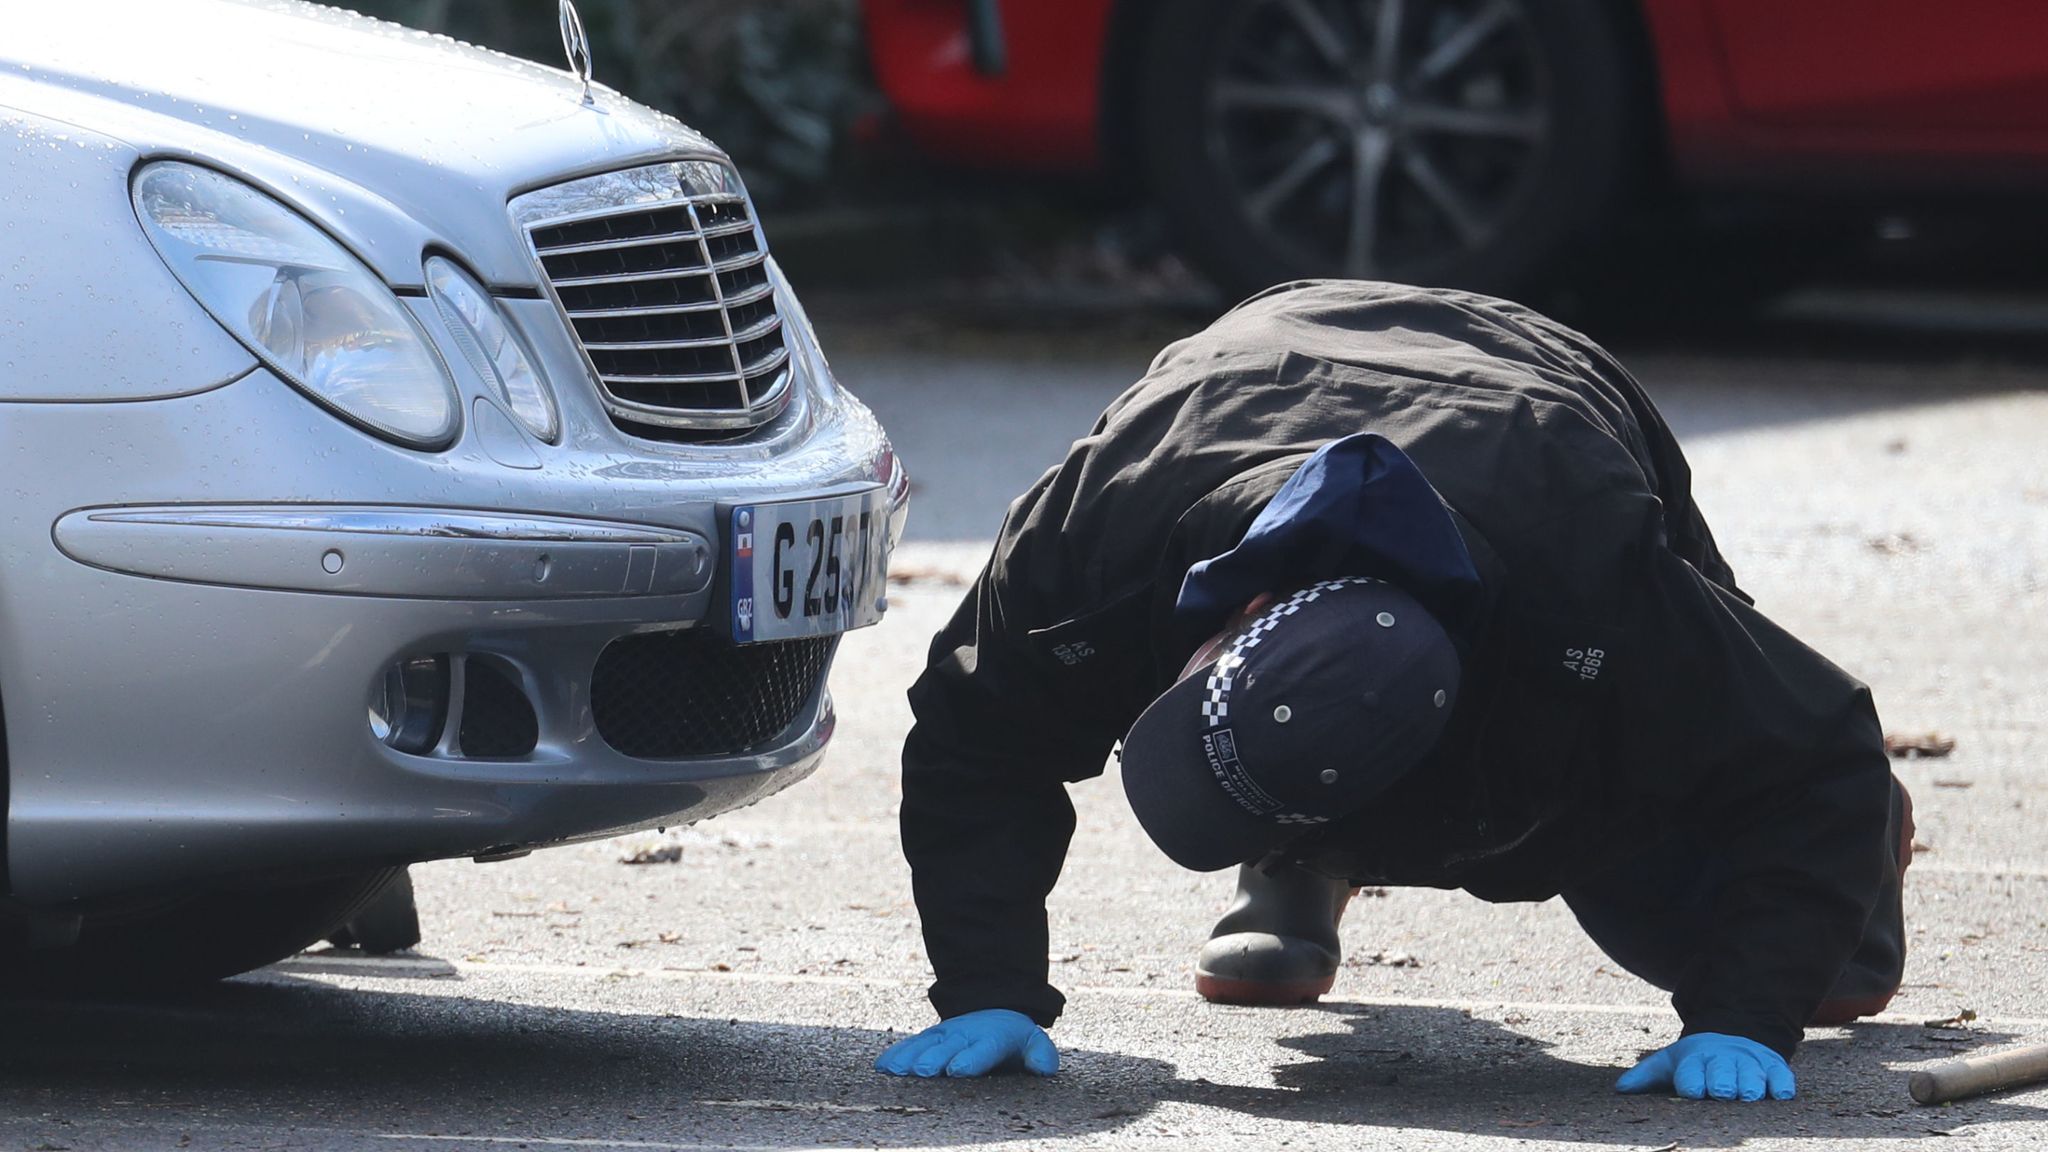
[559,0,593,103]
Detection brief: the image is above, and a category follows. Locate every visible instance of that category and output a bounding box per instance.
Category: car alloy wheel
[1207,0,1550,280]
[1137,0,1636,301]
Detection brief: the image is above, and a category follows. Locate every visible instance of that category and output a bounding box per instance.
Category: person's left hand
[1616,1032,1796,1101]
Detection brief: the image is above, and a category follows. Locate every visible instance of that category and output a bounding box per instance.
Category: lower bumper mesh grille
[591,630,833,759]
[459,658,539,759]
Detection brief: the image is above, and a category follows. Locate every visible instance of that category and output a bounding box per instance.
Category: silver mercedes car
[0,0,906,985]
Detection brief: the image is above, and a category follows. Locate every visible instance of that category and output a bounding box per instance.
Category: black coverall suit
[901,282,1901,1059]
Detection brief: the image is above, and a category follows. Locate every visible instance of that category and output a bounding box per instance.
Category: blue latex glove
[874,1009,1060,1078]
[1616,1033,1796,1101]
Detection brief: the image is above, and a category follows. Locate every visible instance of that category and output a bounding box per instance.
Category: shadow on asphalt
[833,289,2048,547]
[1169,1003,2048,1145]
[815,282,2048,372]
[2,978,2041,1147]
[1588,295,2048,444]
[0,974,1174,1147]
[822,280,2048,458]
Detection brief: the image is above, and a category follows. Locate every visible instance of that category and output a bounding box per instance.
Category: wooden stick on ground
[1910,1043,2048,1105]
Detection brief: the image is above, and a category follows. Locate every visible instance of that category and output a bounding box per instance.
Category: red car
[862,0,2048,298]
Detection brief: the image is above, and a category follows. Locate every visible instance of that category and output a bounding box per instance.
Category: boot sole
[1195,970,1336,1006]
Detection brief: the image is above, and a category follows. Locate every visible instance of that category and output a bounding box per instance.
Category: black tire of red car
[1136,0,1641,304]
[0,868,401,994]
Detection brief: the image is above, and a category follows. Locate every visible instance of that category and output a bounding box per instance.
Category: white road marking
[1913,862,2048,881]
[382,1137,783,1150]
[293,958,2048,1031]
[701,1099,932,1115]
[0,1118,792,1152]
[280,952,461,979]
[697,819,2048,883]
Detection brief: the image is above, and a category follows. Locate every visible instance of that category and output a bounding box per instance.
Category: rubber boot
[1811,776,1914,1025]
[1196,860,1355,1005]
[326,868,423,955]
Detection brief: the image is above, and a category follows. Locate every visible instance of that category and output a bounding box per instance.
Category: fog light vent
[458,658,540,759]
[370,655,450,754]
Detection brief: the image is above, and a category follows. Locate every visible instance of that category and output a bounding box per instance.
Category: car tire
[325,867,423,955]
[1136,0,1641,303]
[0,868,401,993]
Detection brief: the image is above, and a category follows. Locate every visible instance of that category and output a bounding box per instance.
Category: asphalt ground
[2,294,2046,1150]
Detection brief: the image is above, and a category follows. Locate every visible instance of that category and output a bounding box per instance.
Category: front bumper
[0,361,906,903]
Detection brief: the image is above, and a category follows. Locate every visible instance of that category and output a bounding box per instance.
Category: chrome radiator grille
[510,161,791,434]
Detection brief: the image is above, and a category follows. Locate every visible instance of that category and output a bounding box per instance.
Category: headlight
[133,162,459,449]
[425,256,559,442]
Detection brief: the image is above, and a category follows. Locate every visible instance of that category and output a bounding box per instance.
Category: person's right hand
[1616,1033,1796,1101]
[874,1009,1060,1078]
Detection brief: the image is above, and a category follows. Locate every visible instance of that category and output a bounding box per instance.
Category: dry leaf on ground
[621,843,684,865]
[1885,732,1957,759]
[887,564,970,587]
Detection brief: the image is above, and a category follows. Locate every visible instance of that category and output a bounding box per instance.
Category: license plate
[729,489,889,644]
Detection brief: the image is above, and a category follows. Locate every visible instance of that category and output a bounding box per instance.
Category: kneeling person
[877,282,1908,1102]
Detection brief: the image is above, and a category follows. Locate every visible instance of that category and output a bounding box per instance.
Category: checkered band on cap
[1199,577,1385,730]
